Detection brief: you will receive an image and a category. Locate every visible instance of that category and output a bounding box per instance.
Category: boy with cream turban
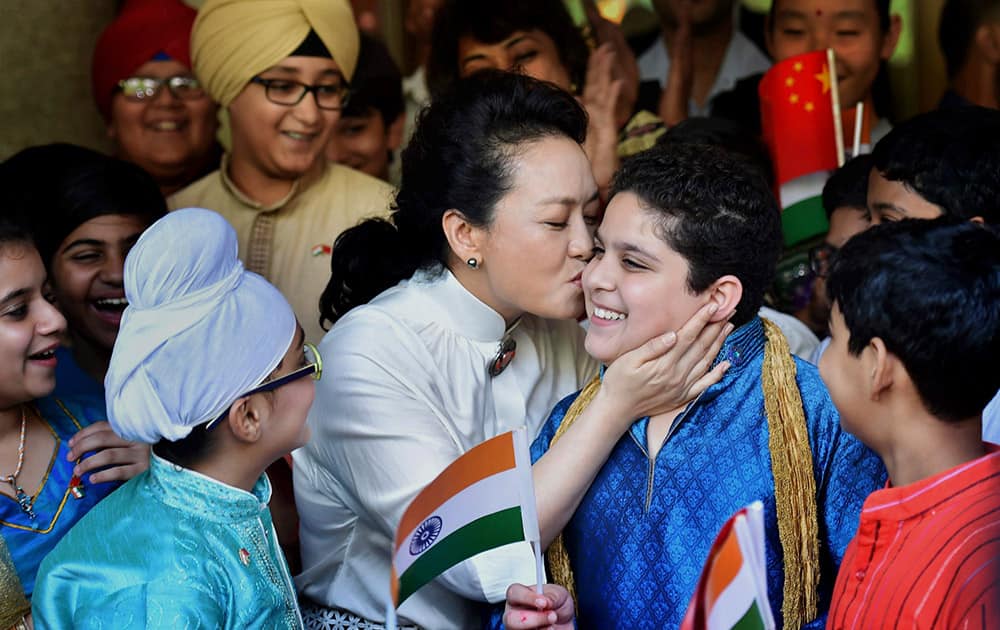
[32,208,320,629]
[169,0,393,345]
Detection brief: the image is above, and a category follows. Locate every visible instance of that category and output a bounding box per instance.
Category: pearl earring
[466,258,479,269]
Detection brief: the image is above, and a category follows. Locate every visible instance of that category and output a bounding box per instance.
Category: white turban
[105,208,296,443]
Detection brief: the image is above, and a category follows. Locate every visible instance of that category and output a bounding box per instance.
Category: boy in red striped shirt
[819,218,1000,629]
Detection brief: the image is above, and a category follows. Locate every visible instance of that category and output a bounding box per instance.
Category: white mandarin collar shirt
[294,268,597,630]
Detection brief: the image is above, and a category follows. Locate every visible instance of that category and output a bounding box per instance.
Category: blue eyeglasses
[205,343,322,430]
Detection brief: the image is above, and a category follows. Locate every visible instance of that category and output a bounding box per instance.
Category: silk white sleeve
[297,312,535,603]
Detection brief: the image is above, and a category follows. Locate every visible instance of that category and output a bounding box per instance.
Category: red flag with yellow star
[759,50,839,246]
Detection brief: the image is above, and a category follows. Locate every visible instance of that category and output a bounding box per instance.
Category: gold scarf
[0,535,30,629]
[545,319,819,627]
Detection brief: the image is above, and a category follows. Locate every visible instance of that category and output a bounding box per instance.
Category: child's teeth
[594,307,626,321]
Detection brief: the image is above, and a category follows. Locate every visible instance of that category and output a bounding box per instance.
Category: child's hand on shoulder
[504,583,574,630]
[67,421,150,483]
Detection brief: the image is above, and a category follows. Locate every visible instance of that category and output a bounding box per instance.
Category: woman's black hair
[426,0,591,100]
[319,70,588,330]
[0,143,167,269]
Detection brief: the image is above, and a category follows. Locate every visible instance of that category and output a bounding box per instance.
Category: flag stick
[513,425,546,597]
[827,48,845,167]
[532,540,545,596]
[852,101,865,157]
[385,601,398,630]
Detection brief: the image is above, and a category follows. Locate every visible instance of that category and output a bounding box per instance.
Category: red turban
[91,0,197,121]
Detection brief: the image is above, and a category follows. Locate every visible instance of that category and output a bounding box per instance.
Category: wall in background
[0,1,118,160]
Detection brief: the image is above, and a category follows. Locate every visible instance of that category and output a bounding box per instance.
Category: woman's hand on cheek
[599,301,734,424]
[67,421,151,483]
[504,583,575,630]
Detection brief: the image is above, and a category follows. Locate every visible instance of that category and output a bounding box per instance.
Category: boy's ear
[866,336,894,401]
[705,275,743,323]
[880,14,903,61]
[442,209,484,266]
[226,396,264,445]
[386,113,406,152]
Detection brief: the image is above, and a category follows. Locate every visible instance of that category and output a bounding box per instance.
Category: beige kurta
[169,158,394,343]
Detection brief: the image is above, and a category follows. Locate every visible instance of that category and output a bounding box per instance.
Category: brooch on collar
[489,336,516,377]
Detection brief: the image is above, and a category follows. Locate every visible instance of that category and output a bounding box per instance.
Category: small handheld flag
[680,501,775,630]
[759,49,842,246]
[388,428,541,613]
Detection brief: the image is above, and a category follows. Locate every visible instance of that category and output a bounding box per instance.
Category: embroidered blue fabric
[32,455,301,628]
[497,317,886,629]
[1,395,117,598]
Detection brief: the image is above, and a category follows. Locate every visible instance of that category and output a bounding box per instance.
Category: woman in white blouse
[293,71,729,630]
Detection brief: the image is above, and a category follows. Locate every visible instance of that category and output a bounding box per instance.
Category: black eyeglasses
[249,77,351,111]
[117,75,205,102]
[809,242,838,278]
[205,343,322,430]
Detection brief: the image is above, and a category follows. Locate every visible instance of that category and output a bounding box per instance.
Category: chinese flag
[759,50,839,245]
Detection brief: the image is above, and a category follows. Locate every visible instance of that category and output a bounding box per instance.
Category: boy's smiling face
[583,192,709,364]
[819,302,873,442]
[768,0,900,109]
[325,108,401,181]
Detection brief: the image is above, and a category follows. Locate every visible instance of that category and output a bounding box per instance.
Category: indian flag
[779,172,831,248]
[759,50,843,247]
[390,427,539,607]
[680,502,775,630]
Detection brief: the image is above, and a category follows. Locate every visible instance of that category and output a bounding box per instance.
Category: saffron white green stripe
[704,503,775,630]
[392,467,527,576]
[779,171,828,209]
[778,172,831,246]
[391,428,539,606]
[397,507,527,605]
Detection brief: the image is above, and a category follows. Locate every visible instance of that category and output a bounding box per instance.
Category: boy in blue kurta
[511,144,885,630]
[32,209,319,629]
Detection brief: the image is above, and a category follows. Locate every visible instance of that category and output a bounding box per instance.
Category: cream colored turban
[105,208,296,443]
[191,0,359,107]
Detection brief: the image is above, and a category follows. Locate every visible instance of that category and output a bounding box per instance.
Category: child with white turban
[169,0,392,566]
[32,208,320,629]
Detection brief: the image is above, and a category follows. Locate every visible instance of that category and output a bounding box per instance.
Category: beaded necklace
[2,408,35,520]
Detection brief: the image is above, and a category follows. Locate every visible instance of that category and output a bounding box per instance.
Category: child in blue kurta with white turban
[32,208,320,629]
[503,144,886,630]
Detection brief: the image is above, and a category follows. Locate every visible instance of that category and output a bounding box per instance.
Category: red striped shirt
[828,445,1000,629]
